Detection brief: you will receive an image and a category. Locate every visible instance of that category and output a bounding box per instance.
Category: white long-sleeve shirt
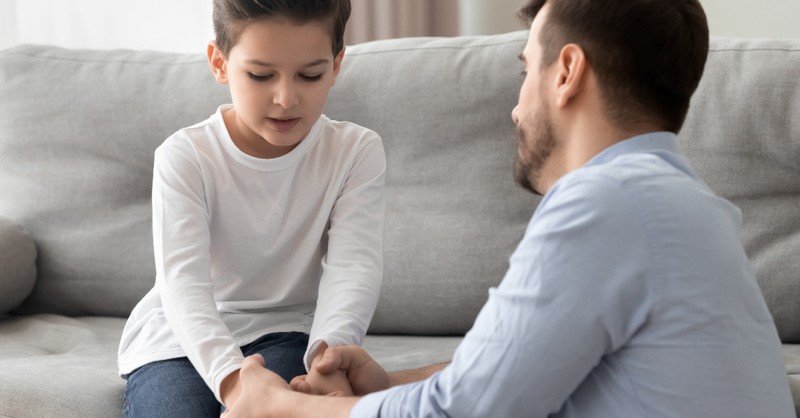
[118,105,385,402]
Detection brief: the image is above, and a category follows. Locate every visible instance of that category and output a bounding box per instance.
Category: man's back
[542,133,794,416]
[354,132,794,417]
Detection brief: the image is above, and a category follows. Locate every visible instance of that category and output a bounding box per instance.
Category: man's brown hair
[519,0,709,133]
[213,0,351,57]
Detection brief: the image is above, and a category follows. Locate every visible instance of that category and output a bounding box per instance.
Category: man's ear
[553,43,587,108]
[331,47,346,86]
[207,41,229,85]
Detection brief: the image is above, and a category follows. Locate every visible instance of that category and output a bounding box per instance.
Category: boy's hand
[295,342,354,396]
[303,364,353,396]
[220,368,242,408]
[291,345,389,396]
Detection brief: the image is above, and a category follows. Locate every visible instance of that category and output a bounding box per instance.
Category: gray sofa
[0,31,798,417]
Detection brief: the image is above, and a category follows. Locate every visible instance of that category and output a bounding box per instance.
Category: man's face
[216,18,343,154]
[511,6,557,195]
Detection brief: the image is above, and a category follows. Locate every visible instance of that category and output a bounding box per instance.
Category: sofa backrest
[0,33,798,342]
[0,46,228,315]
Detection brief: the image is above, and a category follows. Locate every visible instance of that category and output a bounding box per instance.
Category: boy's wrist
[220,368,242,407]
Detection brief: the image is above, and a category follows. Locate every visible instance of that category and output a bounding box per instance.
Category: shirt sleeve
[152,143,243,402]
[305,133,387,368]
[351,174,653,417]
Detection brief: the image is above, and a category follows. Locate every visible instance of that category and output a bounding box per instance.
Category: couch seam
[711,47,800,53]
[346,39,527,57]
[0,49,206,66]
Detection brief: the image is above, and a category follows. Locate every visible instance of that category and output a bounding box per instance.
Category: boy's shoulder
[318,115,381,145]
[156,110,223,155]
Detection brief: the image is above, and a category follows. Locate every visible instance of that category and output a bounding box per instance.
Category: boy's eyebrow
[245,58,330,68]
[518,53,527,63]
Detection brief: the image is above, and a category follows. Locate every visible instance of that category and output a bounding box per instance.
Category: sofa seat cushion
[0,217,36,312]
[0,313,460,418]
[362,335,462,372]
[0,314,125,418]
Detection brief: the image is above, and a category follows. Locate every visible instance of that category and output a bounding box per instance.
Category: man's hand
[291,345,389,396]
[223,354,358,418]
[303,343,354,396]
[221,354,292,418]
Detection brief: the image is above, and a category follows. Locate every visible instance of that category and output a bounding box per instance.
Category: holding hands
[292,345,390,396]
[222,345,389,418]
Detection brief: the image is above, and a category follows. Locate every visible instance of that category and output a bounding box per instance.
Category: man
[224,0,795,416]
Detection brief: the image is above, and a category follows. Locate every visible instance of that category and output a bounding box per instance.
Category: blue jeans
[123,332,309,418]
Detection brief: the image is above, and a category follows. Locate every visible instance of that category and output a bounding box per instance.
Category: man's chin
[513,159,543,196]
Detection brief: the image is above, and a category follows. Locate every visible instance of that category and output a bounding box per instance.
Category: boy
[117,1,385,416]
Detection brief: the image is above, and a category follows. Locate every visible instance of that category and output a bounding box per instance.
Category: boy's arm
[153,144,243,404]
[304,133,387,367]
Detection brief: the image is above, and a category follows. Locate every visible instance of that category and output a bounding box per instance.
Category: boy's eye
[300,74,323,82]
[248,73,272,82]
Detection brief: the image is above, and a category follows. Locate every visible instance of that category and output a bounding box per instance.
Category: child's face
[209,18,343,156]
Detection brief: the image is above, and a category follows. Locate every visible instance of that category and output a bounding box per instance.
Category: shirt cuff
[350,389,392,418]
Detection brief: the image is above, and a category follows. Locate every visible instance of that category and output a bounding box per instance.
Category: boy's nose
[273,82,299,109]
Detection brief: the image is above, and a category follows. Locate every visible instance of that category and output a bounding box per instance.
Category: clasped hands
[221,345,389,418]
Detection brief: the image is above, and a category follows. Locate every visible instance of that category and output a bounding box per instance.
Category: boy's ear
[331,47,346,86]
[207,41,229,84]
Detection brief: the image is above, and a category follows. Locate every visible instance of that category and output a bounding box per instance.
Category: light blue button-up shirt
[351,132,794,417]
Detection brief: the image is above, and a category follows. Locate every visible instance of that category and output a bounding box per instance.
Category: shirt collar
[583,131,680,169]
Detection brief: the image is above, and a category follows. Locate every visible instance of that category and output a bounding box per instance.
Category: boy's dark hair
[213,0,351,57]
[519,0,709,134]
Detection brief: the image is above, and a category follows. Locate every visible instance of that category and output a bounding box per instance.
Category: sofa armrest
[0,217,37,313]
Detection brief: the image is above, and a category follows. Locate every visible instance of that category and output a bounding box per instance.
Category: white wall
[458,0,800,39]
[459,0,527,36]
[0,0,16,50]
[1,0,799,53]
[699,0,800,39]
[0,0,213,53]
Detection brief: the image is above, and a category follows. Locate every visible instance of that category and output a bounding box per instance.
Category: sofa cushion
[0,313,460,418]
[0,46,230,316]
[0,314,125,418]
[679,38,800,343]
[0,217,36,312]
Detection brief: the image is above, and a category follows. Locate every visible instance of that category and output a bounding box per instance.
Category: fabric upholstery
[0,46,230,316]
[0,314,125,418]
[0,217,36,312]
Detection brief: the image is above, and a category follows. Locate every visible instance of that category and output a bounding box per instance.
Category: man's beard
[513,108,557,196]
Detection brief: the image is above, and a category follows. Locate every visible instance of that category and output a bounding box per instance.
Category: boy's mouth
[267,117,300,132]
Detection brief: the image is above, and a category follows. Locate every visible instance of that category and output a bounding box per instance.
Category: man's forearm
[388,362,450,387]
[255,391,360,418]
[288,395,359,418]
